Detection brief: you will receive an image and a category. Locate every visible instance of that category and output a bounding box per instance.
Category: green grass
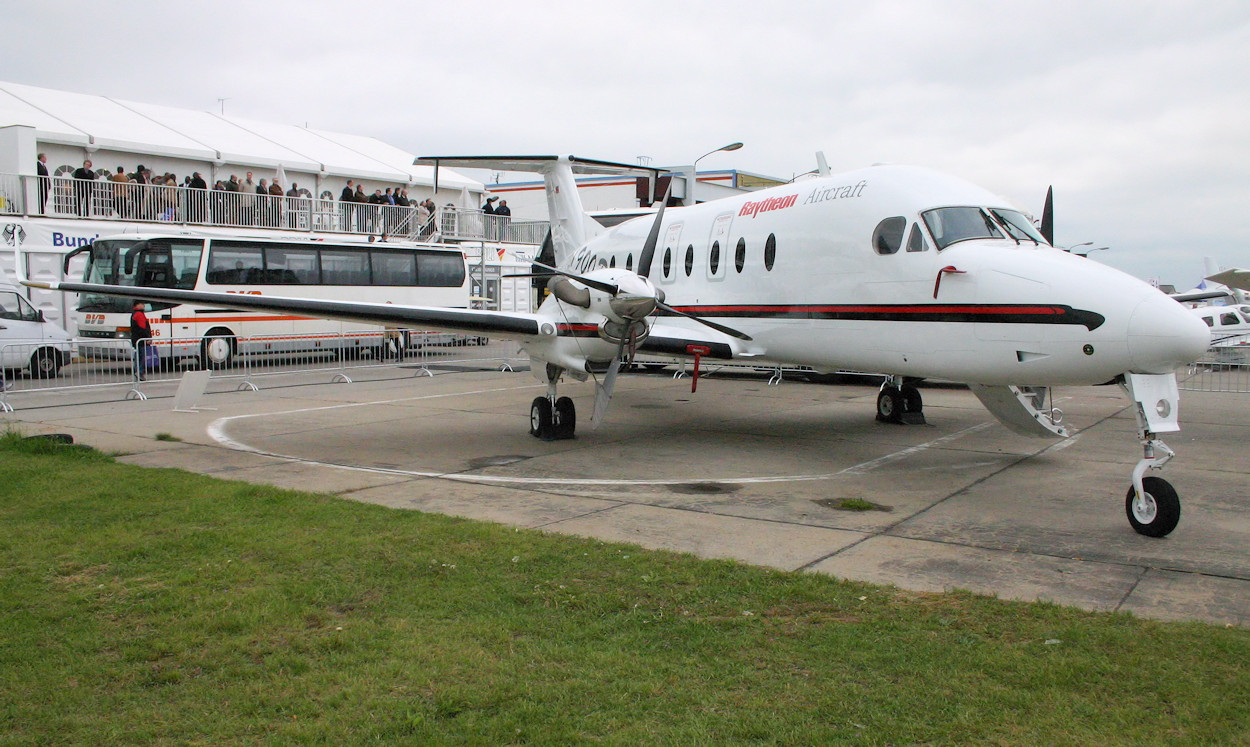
[1,432,1248,745]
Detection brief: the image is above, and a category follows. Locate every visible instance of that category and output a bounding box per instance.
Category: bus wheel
[201,331,236,370]
[30,348,63,379]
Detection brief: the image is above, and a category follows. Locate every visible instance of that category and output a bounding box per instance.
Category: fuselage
[542,164,1209,386]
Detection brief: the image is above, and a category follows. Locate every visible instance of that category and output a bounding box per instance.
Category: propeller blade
[1040,186,1054,245]
[592,337,628,428]
[657,301,753,341]
[529,261,619,295]
[636,182,673,278]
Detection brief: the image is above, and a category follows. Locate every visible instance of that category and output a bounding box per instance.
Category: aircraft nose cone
[1127,294,1210,373]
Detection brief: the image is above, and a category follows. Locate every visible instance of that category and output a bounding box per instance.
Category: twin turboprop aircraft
[21,155,1209,537]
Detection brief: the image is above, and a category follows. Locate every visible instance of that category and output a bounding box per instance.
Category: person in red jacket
[130,301,152,381]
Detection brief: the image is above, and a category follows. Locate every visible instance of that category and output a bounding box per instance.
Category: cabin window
[663,247,672,278]
[709,241,721,274]
[684,244,694,276]
[609,256,616,268]
[626,253,634,271]
[735,238,746,273]
[1201,316,1214,327]
[906,223,928,252]
[1221,312,1239,326]
[764,234,776,270]
[872,217,906,255]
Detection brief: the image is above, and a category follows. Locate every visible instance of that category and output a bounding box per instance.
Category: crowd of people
[38,155,502,240]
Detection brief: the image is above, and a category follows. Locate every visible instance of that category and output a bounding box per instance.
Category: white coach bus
[66,234,471,368]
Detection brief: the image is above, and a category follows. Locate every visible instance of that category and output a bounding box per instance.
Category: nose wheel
[1126,476,1181,538]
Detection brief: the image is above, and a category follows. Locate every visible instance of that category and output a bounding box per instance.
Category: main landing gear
[876,376,926,425]
[530,395,576,440]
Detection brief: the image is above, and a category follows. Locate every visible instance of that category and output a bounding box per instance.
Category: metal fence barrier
[0,331,525,412]
[1181,346,1250,393]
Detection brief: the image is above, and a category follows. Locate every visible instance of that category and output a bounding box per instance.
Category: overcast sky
[4,1,1248,288]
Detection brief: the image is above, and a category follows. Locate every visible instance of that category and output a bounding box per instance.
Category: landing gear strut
[1122,373,1183,537]
[877,376,925,425]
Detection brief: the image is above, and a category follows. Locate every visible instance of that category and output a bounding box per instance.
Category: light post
[687,142,742,207]
[1065,241,1093,253]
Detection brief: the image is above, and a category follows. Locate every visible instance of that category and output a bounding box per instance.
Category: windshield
[989,209,1049,245]
[922,207,1003,250]
[78,239,142,313]
[77,238,204,313]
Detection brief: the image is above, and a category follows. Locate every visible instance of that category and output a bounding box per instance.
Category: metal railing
[0,332,524,411]
[1,172,546,244]
[1181,346,1250,393]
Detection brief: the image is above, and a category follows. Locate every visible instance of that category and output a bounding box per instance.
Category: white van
[0,283,76,379]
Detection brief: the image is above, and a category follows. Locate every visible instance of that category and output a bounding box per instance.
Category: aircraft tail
[415,156,662,267]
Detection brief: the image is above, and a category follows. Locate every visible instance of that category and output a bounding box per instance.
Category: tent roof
[0,80,479,189]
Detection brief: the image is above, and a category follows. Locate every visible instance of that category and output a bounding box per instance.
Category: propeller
[1040,186,1054,245]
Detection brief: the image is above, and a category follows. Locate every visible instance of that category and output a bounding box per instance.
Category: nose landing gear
[1122,373,1184,537]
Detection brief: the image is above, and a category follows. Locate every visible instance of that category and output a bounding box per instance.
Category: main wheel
[1126,476,1181,537]
[30,348,63,379]
[554,396,576,440]
[876,388,903,423]
[201,330,236,370]
[901,385,923,414]
[530,397,554,439]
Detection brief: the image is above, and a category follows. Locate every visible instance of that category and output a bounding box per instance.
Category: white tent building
[0,80,522,326]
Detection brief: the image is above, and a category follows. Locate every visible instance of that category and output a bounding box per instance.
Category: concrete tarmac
[6,365,1249,627]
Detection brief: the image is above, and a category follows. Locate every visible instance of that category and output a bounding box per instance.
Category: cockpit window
[989,209,1048,245]
[922,207,1003,250]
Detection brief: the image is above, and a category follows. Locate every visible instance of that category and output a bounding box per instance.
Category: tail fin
[415,156,662,267]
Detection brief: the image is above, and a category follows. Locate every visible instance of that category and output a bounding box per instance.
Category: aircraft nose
[1126,294,1210,373]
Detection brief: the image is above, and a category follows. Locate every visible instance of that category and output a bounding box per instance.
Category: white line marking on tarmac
[208,389,996,488]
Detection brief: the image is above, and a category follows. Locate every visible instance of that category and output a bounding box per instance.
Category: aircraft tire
[530,397,555,440]
[876,388,904,423]
[554,396,576,439]
[1125,476,1181,538]
[901,385,923,413]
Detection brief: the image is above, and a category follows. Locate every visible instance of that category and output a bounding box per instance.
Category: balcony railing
[0,173,547,245]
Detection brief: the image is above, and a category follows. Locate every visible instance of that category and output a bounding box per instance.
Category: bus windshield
[78,238,204,313]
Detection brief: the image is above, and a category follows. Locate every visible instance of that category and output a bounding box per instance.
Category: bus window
[267,245,319,284]
[417,251,466,287]
[372,250,418,286]
[208,241,264,284]
[321,249,370,285]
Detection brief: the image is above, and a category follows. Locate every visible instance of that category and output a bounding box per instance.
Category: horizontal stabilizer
[414,155,664,178]
[1206,268,1250,293]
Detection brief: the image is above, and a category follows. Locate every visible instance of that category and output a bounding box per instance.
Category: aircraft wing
[1171,289,1235,303]
[21,280,543,340]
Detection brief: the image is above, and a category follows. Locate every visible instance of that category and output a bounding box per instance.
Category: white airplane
[20,155,1210,538]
